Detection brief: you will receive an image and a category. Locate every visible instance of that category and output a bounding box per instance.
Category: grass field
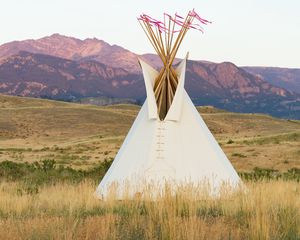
[0,94,299,239]
[0,180,299,239]
[1,94,299,172]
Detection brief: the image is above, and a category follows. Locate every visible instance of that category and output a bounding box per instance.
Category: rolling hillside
[0,94,299,172]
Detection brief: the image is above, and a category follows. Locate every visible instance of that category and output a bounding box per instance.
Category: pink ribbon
[188,9,211,24]
[139,14,168,33]
[139,10,210,34]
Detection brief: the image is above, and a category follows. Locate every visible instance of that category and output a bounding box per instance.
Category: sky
[1,0,300,68]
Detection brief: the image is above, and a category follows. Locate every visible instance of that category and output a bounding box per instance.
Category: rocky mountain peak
[0,35,299,119]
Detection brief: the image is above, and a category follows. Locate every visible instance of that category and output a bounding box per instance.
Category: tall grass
[0,180,299,239]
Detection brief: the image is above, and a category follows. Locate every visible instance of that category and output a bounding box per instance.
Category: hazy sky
[1,0,299,67]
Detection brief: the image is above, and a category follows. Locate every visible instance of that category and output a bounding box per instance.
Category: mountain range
[242,66,300,94]
[0,34,299,119]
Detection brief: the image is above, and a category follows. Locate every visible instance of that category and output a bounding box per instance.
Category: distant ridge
[0,34,299,119]
[242,66,300,94]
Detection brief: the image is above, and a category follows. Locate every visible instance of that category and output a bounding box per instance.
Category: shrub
[239,167,300,182]
[0,158,113,187]
[232,153,246,158]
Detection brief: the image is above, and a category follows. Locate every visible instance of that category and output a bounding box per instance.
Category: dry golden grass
[0,94,300,239]
[0,180,299,239]
[0,94,299,171]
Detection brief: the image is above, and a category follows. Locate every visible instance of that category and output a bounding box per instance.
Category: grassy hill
[0,94,300,240]
[0,94,299,171]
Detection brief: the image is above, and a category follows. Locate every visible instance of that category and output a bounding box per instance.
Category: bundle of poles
[138,9,210,120]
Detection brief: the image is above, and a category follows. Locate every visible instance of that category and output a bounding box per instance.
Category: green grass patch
[243,132,300,145]
[0,159,113,192]
[239,167,300,182]
[0,160,299,197]
[232,153,247,158]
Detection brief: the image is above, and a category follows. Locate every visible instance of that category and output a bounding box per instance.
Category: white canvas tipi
[95,57,241,198]
[96,10,242,198]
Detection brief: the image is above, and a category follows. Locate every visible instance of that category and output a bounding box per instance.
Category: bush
[1,160,299,190]
[232,153,246,158]
[0,158,113,187]
[239,167,300,182]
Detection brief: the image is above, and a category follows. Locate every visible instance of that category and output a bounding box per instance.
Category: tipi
[95,10,241,198]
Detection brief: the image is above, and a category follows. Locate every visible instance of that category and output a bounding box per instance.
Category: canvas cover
[95,58,241,198]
